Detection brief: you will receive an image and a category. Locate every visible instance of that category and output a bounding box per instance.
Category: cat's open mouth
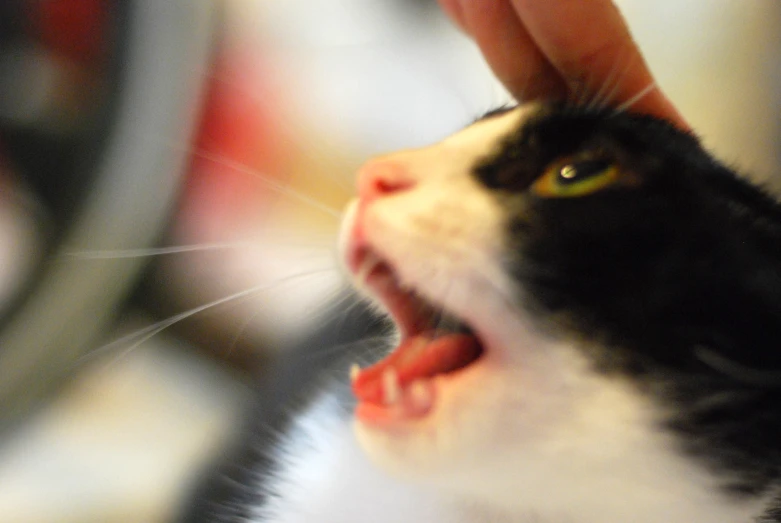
[347,246,485,427]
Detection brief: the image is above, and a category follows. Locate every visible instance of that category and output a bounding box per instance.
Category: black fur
[475,105,781,501]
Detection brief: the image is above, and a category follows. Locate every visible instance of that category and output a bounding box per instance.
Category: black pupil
[557,160,611,185]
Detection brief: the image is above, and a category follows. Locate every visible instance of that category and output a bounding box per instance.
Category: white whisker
[614,81,656,113]
[63,241,255,259]
[183,64,355,192]
[148,131,349,218]
[598,52,636,111]
[225,306,266,357]
[318,290,362,322]
[77,269,334,367]
[306,335,390,365]
[572,63,600,109]
[191,150,344,219]
[586,50,628,112]
[62,231,337,260]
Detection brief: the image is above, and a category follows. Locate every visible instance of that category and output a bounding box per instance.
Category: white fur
[253,106,770,522]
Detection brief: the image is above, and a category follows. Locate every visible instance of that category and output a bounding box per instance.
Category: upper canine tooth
[349,363,361,384]
[382,368,401,406]
[357,251,381,286]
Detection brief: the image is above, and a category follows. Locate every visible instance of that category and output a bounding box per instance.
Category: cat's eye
[531,159,620,198]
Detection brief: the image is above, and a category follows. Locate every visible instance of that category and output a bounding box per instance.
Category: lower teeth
[382,368,401,405]
[408,380,433,413]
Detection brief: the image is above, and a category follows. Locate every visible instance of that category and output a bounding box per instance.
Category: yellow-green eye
[532,159,620,198]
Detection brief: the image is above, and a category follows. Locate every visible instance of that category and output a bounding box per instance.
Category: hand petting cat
[437,0,688,129]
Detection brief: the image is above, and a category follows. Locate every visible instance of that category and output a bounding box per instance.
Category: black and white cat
[185,101,781,523]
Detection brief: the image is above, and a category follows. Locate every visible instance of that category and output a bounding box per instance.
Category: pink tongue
[352,332,482,405]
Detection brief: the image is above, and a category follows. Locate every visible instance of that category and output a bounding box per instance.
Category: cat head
[341,102,781,521]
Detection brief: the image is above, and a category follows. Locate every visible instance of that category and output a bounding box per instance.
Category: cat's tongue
[352,332,481,424]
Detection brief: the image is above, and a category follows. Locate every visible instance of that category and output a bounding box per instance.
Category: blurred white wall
[618,0,781,184]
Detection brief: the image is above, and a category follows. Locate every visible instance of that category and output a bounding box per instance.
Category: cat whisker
[127,122,354,208]
[303,334,391,365]
[77,268,335,368]
[190,150,344,219]
[62,241,258,259]
[694,346,781,388]
[614,81,656,114]
[320,293,376,337]
[576,68,598,109]
[62,239,335,260]
[224,306,268,357]
[566,60,601,112]
[152,134,348,218]
[183,64,356,192]
[598,52,638,112]
[681,390,755,415]
[585,49,629,112]
[318,289,364,318]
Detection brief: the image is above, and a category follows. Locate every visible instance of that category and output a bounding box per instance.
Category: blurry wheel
[0,0,217,432]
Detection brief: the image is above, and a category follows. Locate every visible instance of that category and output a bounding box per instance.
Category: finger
[441,0,567,101]
[510,0,687,126]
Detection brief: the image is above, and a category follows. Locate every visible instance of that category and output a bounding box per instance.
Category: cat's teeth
[357,251,382,287]
[408,380,433,413]
[349,364,361,384]
[382,368,401,406]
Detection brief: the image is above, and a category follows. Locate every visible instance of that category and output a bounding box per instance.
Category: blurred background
[0,0,778,521]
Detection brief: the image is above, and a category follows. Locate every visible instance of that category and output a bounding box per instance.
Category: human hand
[437,0,687,128]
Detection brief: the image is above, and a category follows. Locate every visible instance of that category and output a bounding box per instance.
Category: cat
[181,101,781,523]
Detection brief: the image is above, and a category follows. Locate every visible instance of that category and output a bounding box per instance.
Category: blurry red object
[34,0,107,66]
[180,47,293,238]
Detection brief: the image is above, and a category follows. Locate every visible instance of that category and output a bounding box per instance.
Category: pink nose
[357,160,414,203]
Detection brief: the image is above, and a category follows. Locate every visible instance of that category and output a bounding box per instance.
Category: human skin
[437,0,688,129]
